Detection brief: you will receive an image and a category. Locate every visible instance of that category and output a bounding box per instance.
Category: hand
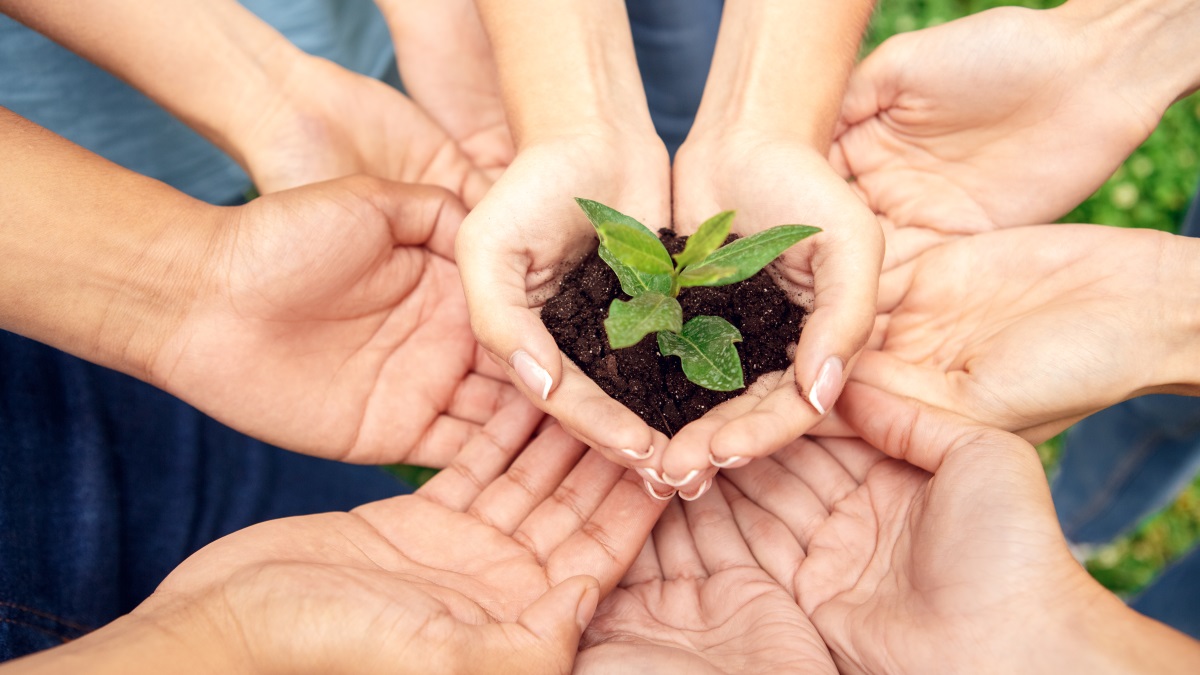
[381,0,514,176]
[576,482,835,675]
[93,422,667,675]
[831,6,1167,268]
[151,176,529,466]
[844,225,1200,444]
[234,53,492,204]
[723,382,1200,674]
[457,134,678,474]
[662,133,883,486]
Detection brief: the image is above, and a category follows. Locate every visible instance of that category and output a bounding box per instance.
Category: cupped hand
[457,135,678,478]
[845,224,1193,444]
[235,53,491,204]
[832,6,1163,269]
[576,481,835,675]
[723,382,1113,674]
[132,418,668,675]
[151,176,527,466]
[662,133,883,487]
[381,0,514,176]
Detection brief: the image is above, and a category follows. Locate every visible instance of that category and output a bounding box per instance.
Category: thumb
[360,179,466,259]
[473,576,600,675]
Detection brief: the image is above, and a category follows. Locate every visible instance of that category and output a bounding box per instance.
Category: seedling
[575,198,820,392]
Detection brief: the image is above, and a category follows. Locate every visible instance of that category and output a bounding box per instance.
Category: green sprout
[575,198,820,392]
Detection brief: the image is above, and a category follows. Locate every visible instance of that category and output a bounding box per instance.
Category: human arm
[0,0,489,200]
[0,421,668,675]
[723,382,1200,674]
[456,0,675,477]
[833,0,1200,268]
[661,0,885,486]
[842,224,1200,443]
[0,106,529,466]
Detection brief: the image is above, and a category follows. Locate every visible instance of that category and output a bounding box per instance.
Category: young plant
[575,198,820,392]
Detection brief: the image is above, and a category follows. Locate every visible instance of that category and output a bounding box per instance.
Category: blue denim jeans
[1052,196,1200,637]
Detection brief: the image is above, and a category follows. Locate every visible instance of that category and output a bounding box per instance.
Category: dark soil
[541,230,806,436]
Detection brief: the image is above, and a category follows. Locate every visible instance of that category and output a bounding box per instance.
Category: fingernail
[638,467,666,484]
[643,479,676,501]
[661,469,700,488]
[708,453,743,469]
[575,583,599,632]
[620,445,654,461]
[807,356,844,415]
[510,349,552,400]
[679,479,711,502]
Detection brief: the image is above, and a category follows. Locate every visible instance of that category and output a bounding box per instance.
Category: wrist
[1156,233,1200,394]
[1055,0,1200,110]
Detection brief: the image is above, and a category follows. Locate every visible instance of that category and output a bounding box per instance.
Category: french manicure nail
[643,479,676,501]
[638,467,666,484]
[661,469,700,488]
[807,356,844,415]
[620,445,654,461]
[709,453,743,469]
[679,479,712,502]
[510,349,553,400]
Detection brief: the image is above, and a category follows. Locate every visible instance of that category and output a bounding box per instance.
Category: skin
[1,420,671,675]
[576,481,836,675]
[0,0,492,203]
[831,0,1200,269]
[725,382,1200,674]
[0,107,530,466]
[836,225,1200,444]
[463,0,883,499]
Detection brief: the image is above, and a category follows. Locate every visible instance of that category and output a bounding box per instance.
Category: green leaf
[575,197,650,232]
[682,224,821,287]
[604,292,683,349]
[673,210,734,270]
[676,264,738,288]
[596,220,675,276]
[656,315,744,391]
[598,243,672,296]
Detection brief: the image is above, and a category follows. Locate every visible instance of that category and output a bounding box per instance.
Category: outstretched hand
[114,416,669,675]
[577,480,835,674]
[832,6,1164,269]
[152,176,530,466]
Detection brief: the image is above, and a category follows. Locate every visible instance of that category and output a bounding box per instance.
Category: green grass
[870,1,1200,597]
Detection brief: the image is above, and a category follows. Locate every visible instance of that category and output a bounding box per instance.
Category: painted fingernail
[620,445,654,461]
[643,479,676,501]
[709,453,743,469]
[661,469,700,488]
[638,467,666,484]
[679,479,711,502]
[807,356,844,415]
[510,349,552,400]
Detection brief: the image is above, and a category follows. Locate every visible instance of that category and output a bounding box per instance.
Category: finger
[446,373,522,425]
[792,215,884,418]
[467,425,588,535]
[839,380,1013,473]
[682,476,758,575]
[840,35,905,129]
[811,436,888,485]
[364,179,467,257]
[709,366,823,466]
[772,437,859,513]
[661,388,765,487]
[719,477,805,594]
[471,575,598,675]
[547,468,670,595]
[513,450,625,560]
[722,451,830,550]
[883,225,959,272]
[653,499,708,581]
[621,536,663,586]
[848,350,966,417]
[417,398,545,510]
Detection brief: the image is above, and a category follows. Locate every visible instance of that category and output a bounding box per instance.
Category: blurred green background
[397,0,1200,599]
[868,1,1200,597]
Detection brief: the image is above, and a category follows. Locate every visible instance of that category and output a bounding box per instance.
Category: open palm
[725,383,1106,674]
[151,177,525,465]
[138,419,667,674]
[577,482,834,674]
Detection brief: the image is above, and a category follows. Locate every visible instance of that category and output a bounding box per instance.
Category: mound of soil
[540,230,806,436]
